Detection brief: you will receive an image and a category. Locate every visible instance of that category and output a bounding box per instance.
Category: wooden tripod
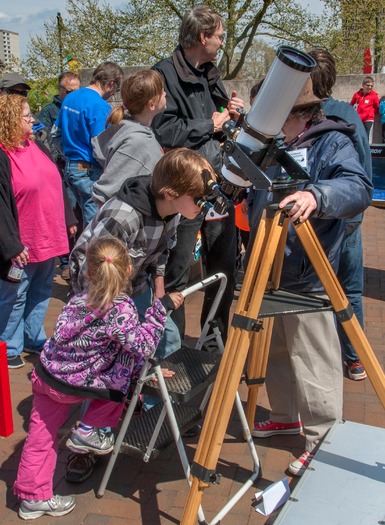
[180,205,385,525]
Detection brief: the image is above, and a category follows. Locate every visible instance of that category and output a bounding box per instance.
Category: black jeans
[165,207,236,343]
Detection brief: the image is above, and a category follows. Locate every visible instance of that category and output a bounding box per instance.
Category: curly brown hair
[0,94,29,151]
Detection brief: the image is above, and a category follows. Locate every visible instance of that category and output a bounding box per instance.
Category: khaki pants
[265,305,343,452]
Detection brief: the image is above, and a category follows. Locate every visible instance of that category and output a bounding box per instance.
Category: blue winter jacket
[277,118,373,293]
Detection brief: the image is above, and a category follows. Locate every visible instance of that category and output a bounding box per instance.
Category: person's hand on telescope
[228,90,244,120]
[279,190,317,223]
[212,108,230,132]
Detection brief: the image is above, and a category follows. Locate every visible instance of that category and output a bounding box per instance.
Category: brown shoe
[61,268,70,281]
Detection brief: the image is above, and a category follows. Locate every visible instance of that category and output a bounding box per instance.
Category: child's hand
[151,368,176,382]
[161,368,175,378]
[168,291,184,310]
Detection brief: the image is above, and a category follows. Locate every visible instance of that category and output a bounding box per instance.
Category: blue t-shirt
[55,87,111,163]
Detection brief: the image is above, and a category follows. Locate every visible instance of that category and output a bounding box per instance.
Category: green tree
[232,40,276,80]
[324,0,385,74]
[22,0,331,80]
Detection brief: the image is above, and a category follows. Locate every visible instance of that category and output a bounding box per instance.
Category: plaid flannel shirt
[69,196,179,297]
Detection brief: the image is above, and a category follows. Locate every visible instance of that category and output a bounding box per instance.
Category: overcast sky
[1,1,326,60]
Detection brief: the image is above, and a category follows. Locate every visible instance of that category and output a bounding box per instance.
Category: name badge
[281,148,308,173]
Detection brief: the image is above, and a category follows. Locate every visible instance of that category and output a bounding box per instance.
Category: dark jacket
[152,45,229,175]
[37,95,62,129]
[0,141,77,280]
[275,118,373,293]
[0,150,23,278]
[323,97,372,225]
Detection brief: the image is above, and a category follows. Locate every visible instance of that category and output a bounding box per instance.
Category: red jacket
[350,88,380,122]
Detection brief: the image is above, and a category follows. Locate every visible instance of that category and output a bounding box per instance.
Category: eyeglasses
[4,87,29,97]
[214,33,225,42]
[21,113,34,121]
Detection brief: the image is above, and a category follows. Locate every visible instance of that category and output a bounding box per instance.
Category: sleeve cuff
[159,294,176,311]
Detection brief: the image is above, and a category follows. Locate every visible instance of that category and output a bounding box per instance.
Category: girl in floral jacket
[14,236,183,520]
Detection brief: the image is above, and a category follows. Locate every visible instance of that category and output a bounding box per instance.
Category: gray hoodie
[92,117,163,205]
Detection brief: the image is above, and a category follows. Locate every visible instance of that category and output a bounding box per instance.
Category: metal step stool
[119,346,220,456]
[97,273,228,493]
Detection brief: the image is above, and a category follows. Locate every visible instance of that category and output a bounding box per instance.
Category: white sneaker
[66,427,114,455]
[288,451,314,477]
[19,494,75,519]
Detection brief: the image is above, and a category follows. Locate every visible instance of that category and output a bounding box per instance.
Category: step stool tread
[121,402,201,459]
[143,347,219,403]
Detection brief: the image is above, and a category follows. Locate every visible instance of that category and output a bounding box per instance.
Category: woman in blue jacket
[250,78,372,477]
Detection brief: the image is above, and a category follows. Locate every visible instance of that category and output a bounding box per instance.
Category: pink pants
[14,370,125,501]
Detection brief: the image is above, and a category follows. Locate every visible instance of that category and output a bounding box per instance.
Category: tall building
[0,29,20,66]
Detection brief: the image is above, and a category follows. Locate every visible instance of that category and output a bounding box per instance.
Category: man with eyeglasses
[0,72,30,97]
[37,72,80,132]
[152,5,244,346]
[350,76,380,141]
[53,62,123,229]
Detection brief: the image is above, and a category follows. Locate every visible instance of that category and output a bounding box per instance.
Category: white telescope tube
[222,45,316,187]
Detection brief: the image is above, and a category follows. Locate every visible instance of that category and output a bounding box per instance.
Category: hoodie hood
[117,175,159,218]
[295,116,356,150]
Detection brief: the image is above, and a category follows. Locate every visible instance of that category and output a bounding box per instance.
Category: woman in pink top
[0,94,77,368]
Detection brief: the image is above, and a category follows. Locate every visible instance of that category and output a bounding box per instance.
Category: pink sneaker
[289,451,314,476]
[252,419,302,438]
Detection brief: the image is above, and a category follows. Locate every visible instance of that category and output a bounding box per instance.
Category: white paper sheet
[254,477,290,516]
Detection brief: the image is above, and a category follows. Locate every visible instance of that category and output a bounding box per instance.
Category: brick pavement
[1,205,385,524]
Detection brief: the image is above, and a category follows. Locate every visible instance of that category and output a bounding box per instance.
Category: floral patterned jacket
[36,291,167,402]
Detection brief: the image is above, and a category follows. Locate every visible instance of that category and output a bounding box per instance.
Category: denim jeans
[133,287,181,410]
[133,287,181,361]
[64,160,102,227]
[0,258,56,357]
[336,222,364,362]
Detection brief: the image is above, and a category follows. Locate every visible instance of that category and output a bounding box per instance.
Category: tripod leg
[245,217,288,430]
[245,316,274,430]
[181,211,287,525]
[295,219,385,407]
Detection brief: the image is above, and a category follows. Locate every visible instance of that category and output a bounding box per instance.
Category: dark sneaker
[24,347,43,356]
[66,427,114,455]
[61,268,70,281]
[65,453,97,483]
[7,355,25,369]
[182,423,201,438]
[252,419,302,438]
[288,451,314,476]
[19,494,75,519]
[124,394,143,415]
[345,360,367,381]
